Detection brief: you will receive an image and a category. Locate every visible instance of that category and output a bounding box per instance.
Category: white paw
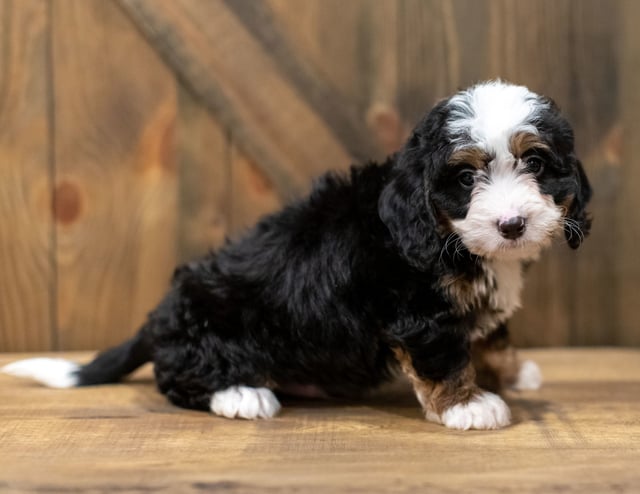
[1,358,80,388]
[430,391,511,430]
[512,360,543,390]
[210,386,281,419]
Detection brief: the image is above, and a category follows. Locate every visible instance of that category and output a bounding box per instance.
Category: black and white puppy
[3,81,592,430]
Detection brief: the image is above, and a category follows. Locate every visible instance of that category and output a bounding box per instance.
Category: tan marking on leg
[393,348,477,416]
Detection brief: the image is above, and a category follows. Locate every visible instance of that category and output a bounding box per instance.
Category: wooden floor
[1,349,639,493]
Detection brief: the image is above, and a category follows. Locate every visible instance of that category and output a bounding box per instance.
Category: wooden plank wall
[0,0,634,351]
[0,0,54,350]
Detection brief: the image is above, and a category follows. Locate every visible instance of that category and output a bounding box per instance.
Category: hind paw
[210,386,281,419]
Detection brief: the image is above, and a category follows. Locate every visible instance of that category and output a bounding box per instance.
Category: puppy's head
[379,81,592,269]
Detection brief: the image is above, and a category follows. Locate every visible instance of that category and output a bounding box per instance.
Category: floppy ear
[564,159,593,249]
[378,135,441,270]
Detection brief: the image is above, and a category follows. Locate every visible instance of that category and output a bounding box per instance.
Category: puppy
[3,81,591,430]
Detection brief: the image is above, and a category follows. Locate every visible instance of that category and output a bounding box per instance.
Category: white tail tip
[1,358,80,388]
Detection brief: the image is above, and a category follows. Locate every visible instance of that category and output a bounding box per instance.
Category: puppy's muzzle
[498,216,527,240]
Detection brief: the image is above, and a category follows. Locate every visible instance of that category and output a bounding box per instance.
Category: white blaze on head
[447,80,545,159]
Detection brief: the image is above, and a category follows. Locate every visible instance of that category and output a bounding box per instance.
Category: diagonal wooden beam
[120,0,372,197]
[222,0,377,163]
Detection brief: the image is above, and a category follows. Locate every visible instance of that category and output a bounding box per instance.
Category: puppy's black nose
[498,216,526,240]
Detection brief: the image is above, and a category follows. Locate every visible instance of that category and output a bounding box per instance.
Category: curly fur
[2,81,592,429]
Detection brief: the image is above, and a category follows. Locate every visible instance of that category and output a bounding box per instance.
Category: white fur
[512,359,543,390]
[210,386,281,419]
[469,259,524,338]
[487,259,523,318]
[447,80,546,156]
[1,358,80,388]
[428,391,511,430]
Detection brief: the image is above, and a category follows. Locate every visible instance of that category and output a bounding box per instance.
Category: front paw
[427,391,511,430]
[512,359,543,390]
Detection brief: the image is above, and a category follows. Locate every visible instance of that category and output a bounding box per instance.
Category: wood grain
[120,0,355,197]
[0,0,634,350]
[616,0,640,345]
[176,85,230,263]
[364,0,408,156]
[0,0,54,351]
[266,0,370,112]
[267,0,407,157]
[52,0,177,350]
[1,349,639,493]
[230,141,282,234]
[397,0,464,125]
[226,0,377,163]
[484,0,620,347]
[557,0,618,345]
[175,85,282,260]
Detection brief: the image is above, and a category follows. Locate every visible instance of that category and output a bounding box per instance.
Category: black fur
[75,85,591,413]
[77,328,151,386]
[533,102,593,248]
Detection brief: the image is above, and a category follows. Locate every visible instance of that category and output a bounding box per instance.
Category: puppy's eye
[525,155,545,176]
[457,170,476,189]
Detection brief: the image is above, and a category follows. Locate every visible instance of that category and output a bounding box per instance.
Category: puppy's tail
[1,325,152,388]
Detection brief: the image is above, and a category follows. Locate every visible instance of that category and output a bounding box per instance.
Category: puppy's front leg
[393,347,511,430]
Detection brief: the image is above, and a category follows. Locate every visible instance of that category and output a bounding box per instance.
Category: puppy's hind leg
[154,350,281,420]
[472,324,542,392]
[210,386,281,420]
[160,377,282,420]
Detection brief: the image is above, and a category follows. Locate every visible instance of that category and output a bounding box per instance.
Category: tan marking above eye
[509,132,550,159]
[448,147,492,169]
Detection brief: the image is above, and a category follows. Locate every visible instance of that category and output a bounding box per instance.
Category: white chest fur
[485,259,523,319]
